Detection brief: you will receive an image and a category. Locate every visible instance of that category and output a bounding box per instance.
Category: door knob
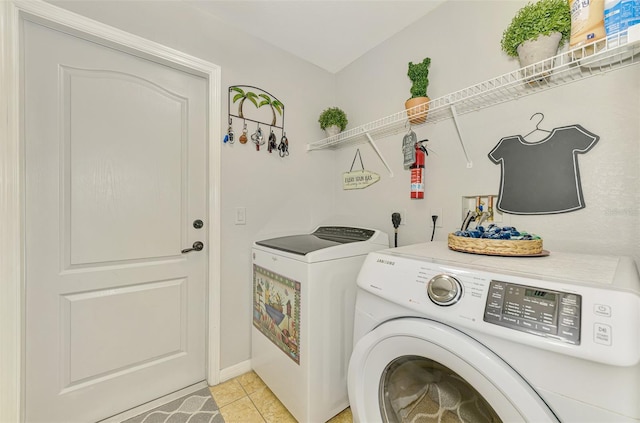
[182,241,204,254]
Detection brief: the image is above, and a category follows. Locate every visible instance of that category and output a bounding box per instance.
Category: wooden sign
[342,169,380,190]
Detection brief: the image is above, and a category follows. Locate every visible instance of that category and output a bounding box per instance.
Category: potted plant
[500,0,571,71]
[318,107,348,137]
[405,57,431,125]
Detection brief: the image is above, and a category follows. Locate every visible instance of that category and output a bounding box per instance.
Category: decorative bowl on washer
[448,233,543,256]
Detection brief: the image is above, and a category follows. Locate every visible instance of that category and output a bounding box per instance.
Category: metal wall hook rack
[228,85,285,130]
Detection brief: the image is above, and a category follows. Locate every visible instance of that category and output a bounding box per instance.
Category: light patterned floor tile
[212,371,353,423]
[219,396,266,423]
[328,407,353,423]
[249,386,297,423]
[236,371,267,395]
[209,379,246,408]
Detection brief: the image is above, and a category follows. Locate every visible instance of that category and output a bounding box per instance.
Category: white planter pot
[324,125,341,137]
[517,32,562,67]
[517,32,562,82]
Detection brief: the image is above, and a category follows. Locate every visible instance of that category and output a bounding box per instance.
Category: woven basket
[448,233,543,256]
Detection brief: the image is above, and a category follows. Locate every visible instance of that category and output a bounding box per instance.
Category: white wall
[334,0,640,263]
[50,0,337,369]
[42,0,640,374]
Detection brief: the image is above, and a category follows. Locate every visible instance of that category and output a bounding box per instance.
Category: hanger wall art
[488,113,600,215]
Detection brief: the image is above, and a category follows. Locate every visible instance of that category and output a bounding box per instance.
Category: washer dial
[427,274,462,306]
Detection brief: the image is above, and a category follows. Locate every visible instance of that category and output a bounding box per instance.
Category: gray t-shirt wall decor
[488,125,599,215]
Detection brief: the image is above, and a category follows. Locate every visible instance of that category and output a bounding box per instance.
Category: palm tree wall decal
[257,94,284,126]
[228,85,286,143]
[230,87,259,119]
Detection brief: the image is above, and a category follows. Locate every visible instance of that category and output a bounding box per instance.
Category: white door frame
[0,1,222,421]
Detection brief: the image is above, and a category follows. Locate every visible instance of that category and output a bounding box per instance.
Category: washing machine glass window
[379,355,501,423]
[348,318,559,423]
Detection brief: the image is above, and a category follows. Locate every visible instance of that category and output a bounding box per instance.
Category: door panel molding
[60,278,187,391]
[0,1,221,421]
[61,66,188,266]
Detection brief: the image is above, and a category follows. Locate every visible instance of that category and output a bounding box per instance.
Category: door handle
[182,241,204,254]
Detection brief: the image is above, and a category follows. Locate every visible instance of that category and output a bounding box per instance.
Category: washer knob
[427,274,462,306]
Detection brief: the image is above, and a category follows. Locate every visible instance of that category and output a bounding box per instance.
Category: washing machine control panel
[484,280,582,344]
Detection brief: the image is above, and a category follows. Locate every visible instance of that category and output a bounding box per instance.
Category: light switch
[235,207,246,225]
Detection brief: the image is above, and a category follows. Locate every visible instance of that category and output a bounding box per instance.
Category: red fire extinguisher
[410,141,428,199]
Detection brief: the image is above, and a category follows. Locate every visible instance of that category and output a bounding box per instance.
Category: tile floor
[209,371,353,423]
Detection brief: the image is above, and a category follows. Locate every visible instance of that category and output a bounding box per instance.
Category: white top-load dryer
[252,226,389,423]
[349,242,640,423]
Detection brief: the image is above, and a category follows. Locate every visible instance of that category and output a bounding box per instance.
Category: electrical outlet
[392,210,406,225]
[430,208,443,227]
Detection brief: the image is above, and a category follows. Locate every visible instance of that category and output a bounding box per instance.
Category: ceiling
[185,1,445,73]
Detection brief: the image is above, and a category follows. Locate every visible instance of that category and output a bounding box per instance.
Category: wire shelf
[307,29,640,152]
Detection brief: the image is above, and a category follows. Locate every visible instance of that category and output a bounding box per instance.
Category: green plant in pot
[318,107,348,137]
[500,0,571,71]
[405,57,431,125]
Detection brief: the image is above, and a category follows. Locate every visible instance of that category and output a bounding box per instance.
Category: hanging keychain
[278,132,289,157]
[239,122,248,144]
[227,120,235,144]
[223,117,234,144]
[267,129,277,153]
[251,124,264,151]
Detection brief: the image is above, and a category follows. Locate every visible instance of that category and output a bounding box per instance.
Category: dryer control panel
[484,280,582,344]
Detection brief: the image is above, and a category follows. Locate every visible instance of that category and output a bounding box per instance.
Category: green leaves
[318,107,348,131]
[407,57,431,99]
[500,0,571,57]
[257,94,283,126]
[230,86,284,125]
[257,94,283,115]
[245,92,259,108]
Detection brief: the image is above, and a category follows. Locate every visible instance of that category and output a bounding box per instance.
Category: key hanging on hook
[267,128,277,153]
[278,131,289,157]
[251,123,264,151]
[239,121,248,144]
[227,117,235,144]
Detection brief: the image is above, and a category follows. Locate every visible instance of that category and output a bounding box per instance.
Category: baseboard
[217,359,253,383]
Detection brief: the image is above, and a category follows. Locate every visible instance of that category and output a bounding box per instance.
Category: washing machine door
[348,318,559,423]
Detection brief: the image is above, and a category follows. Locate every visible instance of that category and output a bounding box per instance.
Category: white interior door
[24,17,208,423]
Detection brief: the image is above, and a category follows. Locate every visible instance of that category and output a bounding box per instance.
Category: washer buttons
[594,323,612,346]
[594,304,611,317]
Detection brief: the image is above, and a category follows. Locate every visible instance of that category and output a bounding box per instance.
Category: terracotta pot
[404,96,430,125]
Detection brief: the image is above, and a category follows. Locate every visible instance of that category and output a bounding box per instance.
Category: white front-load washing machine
[348,242,640,423]
[252,226,389,423]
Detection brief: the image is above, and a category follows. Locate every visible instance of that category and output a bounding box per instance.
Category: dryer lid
[255,226,375,256]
